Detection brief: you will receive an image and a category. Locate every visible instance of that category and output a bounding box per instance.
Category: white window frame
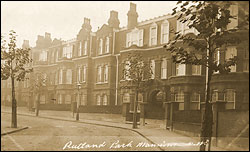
[161,20,169,44]
[192,65,202,75]
[126,28,144,47]
[63,45,73,59]
[175,91,185,110]
[214,49,220,74]
[224,89,236,109]
[149,23,158,46]
[212,90,219,102]
[97,95,101,105]
[82,65,87,82]
[83,41,87,55]
[191,92,200,110]
[97,65,102,83]
[225,46,237,72]
[104,65,109,83]
[99,38,103,55]
[176,63,186,76]
[79,41,82,56]
[39,50,47,61]
[161,58,167,79]
[103,94,108,105]
[105,37,109,53]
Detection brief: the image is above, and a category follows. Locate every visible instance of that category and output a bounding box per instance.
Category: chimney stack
[127,3,138,29]
[82,17,92,31]
[22,40,30,49]
[45,32,51,39]
[108,10,120,29]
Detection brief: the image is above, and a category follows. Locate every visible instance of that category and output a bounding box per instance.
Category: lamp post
[76,82,81,121]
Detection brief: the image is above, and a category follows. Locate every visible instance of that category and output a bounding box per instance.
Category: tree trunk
[200,39,213,151]
[133,90,138,129]
[11,76,17,128]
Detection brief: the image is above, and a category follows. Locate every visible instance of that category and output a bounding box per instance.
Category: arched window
[103,94,108,105]
[161,20,169,44]
[96,95,101,105]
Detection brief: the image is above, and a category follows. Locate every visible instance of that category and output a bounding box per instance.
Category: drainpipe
[115,55,119,105]
[113,29,118,105]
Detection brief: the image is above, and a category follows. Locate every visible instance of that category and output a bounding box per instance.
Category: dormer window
[126,28,144,47]
[149,23,157,46]
[161,20,169,44]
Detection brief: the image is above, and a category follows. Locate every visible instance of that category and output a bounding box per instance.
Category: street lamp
[76,82,81,121]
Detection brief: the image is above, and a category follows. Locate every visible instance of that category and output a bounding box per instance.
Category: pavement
[1,106,228,151]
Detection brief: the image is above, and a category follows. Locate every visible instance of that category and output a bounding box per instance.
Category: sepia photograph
[1,1,249,151]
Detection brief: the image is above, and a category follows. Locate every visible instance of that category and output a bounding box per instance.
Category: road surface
[1,112,161,151]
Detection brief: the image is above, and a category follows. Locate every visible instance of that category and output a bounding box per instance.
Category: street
[1,112,161,151]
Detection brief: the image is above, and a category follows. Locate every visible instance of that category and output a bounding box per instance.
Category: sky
[1,1,178,48]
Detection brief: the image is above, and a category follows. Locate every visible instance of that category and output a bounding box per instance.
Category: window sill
[96,82,108,85]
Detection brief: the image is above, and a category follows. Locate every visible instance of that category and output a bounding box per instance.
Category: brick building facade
[1,2,249,119]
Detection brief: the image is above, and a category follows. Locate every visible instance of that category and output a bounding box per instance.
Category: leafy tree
[121,52,153,129]
[1,30,33,128]
[166,1,249,151]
